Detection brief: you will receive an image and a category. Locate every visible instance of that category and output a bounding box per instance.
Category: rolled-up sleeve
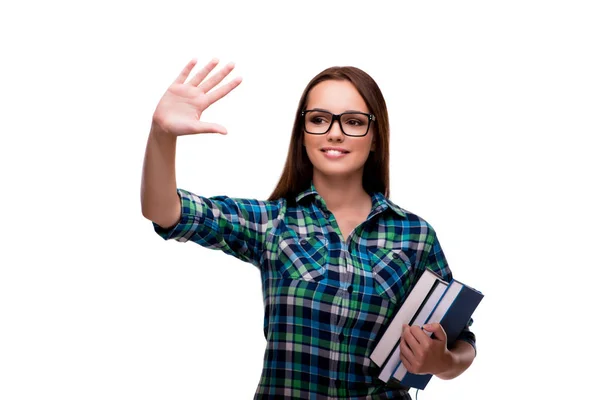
[455,324,477,355]
[152,188,282,268]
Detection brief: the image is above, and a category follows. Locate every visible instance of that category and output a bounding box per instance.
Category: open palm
[152,58,242,136]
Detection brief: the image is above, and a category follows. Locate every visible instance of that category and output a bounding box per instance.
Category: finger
[401,324,415,345]
[403,325,420,344]
[400,336,416,361]
[423,323,447,341]
[400,354,414,373]
[400,340,415,372]
[188,58,220,86]
[402,327,422,356]
[206,76,243,105]
[173,59,198,85]
[413,325,433,344]
[199,62,236,93]
[192,121,228,135]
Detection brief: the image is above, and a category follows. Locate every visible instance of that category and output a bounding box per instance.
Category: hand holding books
[399,323,453,376]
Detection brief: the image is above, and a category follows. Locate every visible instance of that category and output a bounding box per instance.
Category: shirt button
[300,239,307,245]
[392,253,399,259]
[323,211,330,218]
[347,286,353,294]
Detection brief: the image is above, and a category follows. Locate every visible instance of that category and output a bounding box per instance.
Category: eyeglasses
[301,109,376,137]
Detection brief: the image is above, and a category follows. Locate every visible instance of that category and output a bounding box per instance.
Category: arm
[140,125,180,228]
[435,339,476,380]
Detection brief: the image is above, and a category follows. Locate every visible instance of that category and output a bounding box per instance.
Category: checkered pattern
[153,181,476,399]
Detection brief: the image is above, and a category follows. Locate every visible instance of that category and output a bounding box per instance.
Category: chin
[312,163,364,178]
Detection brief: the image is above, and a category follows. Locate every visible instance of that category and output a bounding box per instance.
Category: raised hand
[152,58,242,137]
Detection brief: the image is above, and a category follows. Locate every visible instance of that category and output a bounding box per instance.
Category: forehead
[306,79,369,113]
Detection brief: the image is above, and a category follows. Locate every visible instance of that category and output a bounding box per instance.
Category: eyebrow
[310,107,370,114]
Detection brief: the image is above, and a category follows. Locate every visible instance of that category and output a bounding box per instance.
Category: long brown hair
[267,66,391,202]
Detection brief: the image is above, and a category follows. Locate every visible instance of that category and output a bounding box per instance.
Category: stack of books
[370,268,483,390]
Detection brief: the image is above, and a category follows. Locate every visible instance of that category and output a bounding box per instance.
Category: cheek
[355,149,372,166]
[356,138,374,158]
[304,134,320,151]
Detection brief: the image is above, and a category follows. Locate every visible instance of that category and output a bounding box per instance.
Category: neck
[312,173,371,212]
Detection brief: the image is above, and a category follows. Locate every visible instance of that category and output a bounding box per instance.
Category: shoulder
[384,196,437,232]
[380,197,444,254]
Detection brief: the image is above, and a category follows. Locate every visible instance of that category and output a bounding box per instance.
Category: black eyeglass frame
[301,109,376,137]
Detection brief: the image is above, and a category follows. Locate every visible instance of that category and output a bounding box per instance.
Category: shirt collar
[295,181,406,219]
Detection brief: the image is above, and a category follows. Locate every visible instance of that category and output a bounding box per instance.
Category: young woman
[141,58,477,399]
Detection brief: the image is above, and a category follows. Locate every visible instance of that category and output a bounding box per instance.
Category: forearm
[436,340,476,380]
[140,123,181,227]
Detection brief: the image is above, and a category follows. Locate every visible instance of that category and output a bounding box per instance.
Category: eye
[346,119,364,126]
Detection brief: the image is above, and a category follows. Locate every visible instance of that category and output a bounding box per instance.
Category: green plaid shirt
[153,181,476,399]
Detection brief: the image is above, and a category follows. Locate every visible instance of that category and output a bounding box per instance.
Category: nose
[327,119,345,142]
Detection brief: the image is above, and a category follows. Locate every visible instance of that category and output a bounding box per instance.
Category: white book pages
[424,282,463,325]
[377,342,401,382]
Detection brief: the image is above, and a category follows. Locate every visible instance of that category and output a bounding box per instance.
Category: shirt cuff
[152,189,201,242]
[455,330,477,356]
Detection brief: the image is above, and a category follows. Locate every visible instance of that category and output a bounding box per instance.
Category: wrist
[150,121,175,142]
[436,349,457,379]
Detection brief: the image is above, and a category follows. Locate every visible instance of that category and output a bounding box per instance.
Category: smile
[321,149,349,158]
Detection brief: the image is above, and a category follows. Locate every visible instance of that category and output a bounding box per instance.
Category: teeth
[325,150,345,154]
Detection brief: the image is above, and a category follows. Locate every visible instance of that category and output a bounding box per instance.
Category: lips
[321,149,350,159]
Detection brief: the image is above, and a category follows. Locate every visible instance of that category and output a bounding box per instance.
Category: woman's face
[303,79,376,181]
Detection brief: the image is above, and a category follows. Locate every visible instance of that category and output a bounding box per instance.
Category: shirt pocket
[369,247,413,305]
[276,231,329,282]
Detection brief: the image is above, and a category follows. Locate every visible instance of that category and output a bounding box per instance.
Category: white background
[1,1,598,399]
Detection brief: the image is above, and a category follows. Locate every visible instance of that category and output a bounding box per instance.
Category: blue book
[391,279,483,389]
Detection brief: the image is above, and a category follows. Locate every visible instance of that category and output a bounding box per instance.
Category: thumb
[193,122,228,135]
[423,323,446,340]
